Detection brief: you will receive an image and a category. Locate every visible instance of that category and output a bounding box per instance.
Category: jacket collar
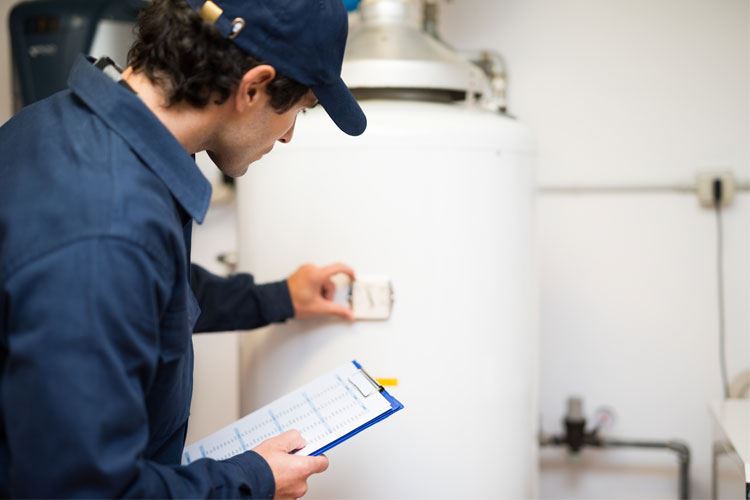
[68,55,211,223]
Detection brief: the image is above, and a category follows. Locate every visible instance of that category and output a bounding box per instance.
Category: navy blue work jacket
[0,56,294,498]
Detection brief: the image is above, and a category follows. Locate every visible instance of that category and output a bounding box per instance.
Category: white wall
[442,1,750,498]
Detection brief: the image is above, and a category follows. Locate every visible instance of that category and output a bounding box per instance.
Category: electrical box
[350,277,394,320]
[696,170,735,208]
[333,274,394,321]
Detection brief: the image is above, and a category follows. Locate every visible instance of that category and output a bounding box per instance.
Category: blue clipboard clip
[309,360,405,456]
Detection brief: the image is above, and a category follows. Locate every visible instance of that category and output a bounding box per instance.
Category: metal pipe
[538,183,750,195]
[597,438,690,500]
[457,49,509,113]
[422,0,440,40]
[540,398,691,499]
[711,441,726,500]
[540,435,691,499]
[538,184,696,195]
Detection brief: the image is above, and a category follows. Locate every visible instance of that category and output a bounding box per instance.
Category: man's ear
[234,65,276,112]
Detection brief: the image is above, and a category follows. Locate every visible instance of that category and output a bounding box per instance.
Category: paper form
[182,362,393,464]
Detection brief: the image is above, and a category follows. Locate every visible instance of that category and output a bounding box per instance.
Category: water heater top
[343,0,489,100]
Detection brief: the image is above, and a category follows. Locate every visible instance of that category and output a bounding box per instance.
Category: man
[0,0,366,497]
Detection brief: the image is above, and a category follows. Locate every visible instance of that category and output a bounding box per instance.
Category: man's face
[207,88,318,178]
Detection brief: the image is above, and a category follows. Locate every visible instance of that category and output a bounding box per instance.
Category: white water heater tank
[236,2,538,498]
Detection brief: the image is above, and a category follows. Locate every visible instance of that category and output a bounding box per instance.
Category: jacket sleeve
[190,264,294,333]
[2,237,275,499]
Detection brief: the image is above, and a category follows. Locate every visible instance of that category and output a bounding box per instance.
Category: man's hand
[253,430,329,500]
[287,263,355,321]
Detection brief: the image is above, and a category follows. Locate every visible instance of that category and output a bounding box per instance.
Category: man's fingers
[322,280,336,301]
[277,430,306,452]
[306,455,329,474]
[318,300,355,321]
[320,263,355,281]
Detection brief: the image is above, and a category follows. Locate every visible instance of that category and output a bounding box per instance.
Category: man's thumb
[307,455,330,474]
[277,430,306,453]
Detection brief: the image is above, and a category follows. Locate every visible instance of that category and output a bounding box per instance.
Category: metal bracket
[348,368,383,397]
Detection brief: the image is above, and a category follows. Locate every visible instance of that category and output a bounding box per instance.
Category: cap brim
[312,78,367,136]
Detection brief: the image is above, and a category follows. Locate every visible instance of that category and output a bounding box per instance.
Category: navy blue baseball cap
[185,0,367,136]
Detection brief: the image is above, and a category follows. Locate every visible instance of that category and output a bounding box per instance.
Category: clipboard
[308,360,404,456]
[182,360,404,464]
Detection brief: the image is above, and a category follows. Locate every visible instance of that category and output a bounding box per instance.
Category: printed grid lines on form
[182,363,393,464]
[185,373,372,462]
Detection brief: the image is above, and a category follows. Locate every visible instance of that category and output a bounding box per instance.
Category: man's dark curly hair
[127,0,309,112]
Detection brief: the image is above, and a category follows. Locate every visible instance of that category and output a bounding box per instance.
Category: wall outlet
[696,170,735,208]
